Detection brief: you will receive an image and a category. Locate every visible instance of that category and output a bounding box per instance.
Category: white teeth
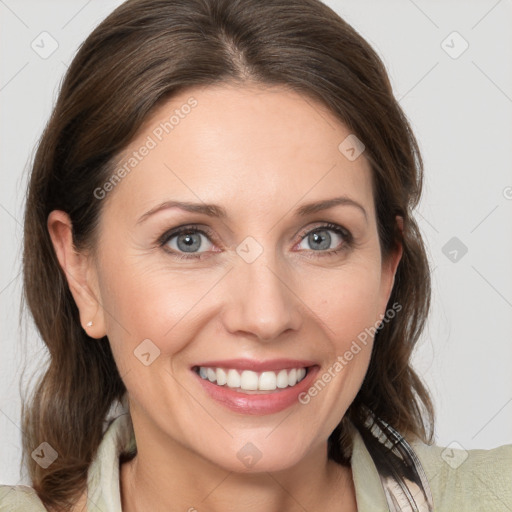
[240,370,259,390]
[276,369,289,388]
[216,368,227,385]
[259,371,277,391]
[197,366,308,391]
[226,369,240,388]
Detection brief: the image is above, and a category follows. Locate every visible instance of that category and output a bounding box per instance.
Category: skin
[48,82,402,512]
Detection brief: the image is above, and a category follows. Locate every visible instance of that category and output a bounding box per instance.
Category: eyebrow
[136,195,367,224]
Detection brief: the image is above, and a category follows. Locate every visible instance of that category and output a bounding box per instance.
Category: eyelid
[296,221,351,241]
[157,224,217,246]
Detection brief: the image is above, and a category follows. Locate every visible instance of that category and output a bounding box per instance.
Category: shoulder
[0,485,47,511]
[0,484,90,512]
[411,439,512,511]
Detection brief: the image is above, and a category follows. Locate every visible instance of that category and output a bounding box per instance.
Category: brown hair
[22,0,434,509]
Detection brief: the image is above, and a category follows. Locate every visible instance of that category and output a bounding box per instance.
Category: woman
[1,0,510,510]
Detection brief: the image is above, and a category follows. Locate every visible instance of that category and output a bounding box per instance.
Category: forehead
[101,83,374,222]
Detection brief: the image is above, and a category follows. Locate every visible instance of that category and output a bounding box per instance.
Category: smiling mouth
[193,366,309,394]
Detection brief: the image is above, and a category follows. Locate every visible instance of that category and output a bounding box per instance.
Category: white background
[1,0,511,485]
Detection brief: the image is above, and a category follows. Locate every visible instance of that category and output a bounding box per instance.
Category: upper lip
[192,358,317,372]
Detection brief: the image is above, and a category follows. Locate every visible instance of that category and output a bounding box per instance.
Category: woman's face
[86,83,400,472]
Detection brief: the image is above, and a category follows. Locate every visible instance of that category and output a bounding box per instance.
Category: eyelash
[157,222,353,261]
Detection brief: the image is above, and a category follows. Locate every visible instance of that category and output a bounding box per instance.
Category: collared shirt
[1,411,511,511]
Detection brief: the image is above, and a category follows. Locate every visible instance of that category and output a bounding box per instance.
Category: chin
[196,433,316,474]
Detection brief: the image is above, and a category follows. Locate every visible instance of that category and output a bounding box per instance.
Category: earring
[86,321,93,327]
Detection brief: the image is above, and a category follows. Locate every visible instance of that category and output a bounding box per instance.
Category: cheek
[305,261,384,346]
[96,254,214,368]
[295,262,382,411]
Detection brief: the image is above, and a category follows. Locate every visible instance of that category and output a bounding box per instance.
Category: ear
[47,210,106,339]
[378,215,403,314]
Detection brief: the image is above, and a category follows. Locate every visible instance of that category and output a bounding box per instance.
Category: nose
[220,248,303,342]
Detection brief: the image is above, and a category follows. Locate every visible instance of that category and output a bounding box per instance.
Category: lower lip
[193,366,320,415]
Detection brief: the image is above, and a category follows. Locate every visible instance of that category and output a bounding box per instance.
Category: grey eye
[298,228,344,251]
[166,231,213,253]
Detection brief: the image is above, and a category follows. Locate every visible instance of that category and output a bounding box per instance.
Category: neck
[120,420,357,512]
